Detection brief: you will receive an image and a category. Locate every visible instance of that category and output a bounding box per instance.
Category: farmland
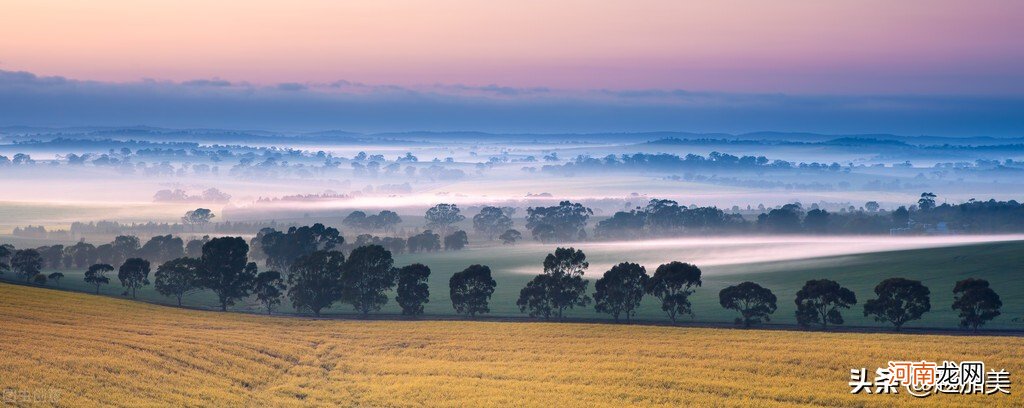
[0,282,1021,407]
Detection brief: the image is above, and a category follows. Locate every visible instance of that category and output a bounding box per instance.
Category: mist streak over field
[502,235,1024,277]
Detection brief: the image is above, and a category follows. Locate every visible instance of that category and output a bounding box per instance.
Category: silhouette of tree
[396,263,431,316]
[526,201,592,242]
[288,250,345,317]
[952,278,1002,332]
[260,224,344,271]
[84,263,113,294]
[444,230,469,250]
[47,272,64,286]
[11,249,43,282]
[254,271,286,315]
[342,245,397,316]
[473,206,513,240]
[425,203,465,235]
[182,208,215,230]
[646,261,702,322]
[802,209,830,234]
[719,282,777,328]
[517,247,591,320]
[594,262,648,323]
[863,278,930,331]
[449,264,496,317]
[118,258,151,299]
[499,229,522,245]
[154,257,202,306]
[198,237,257,311]
[917,192,937,211]
[794,279,857,329]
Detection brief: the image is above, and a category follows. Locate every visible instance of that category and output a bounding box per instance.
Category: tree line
[0,243,1005,331]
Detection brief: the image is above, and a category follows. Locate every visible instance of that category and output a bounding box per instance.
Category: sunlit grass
[0,283,1020,407]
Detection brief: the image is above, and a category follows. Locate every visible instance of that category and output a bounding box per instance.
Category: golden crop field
[1,283,1021,407]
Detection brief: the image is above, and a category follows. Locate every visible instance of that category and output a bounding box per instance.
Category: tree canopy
[719,282,777,328]
[594,262,648,323]
[863,278,931,331]
[342,244,397,316]
[646,261,702,322]
[449,264,496,317]
[396,263,431,316]
[793,279,857,329]
[952,278,1002,331]
[288,250,345,317]
[198,237,257,311]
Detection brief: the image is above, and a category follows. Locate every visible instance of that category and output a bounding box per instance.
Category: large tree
[0,244,13,276]
[719,282,777,328]
[138,235,185,265]
[84,263,113,294]
[794,279,857,329]
[342,244,397,316]
[396,263,431,316]
[66,241,98,268]
[517,247,591,320]
[594,262,648,323]
[525,201,593,242]
[449,264,496,317]
[182,208,215,230]
[444,230,469,251]
[11,249,43,282]
[118,258,151,299]
[473,206,513,240]
[154,257,202,306]
[863,278,930,331]
[952,278,1002,332]
[646,261,702,323]
[259,223,344,271]
[109,235,141,267]
[288,250,345,317]
[499,229,522,245]
[198,237,257,311]
[254,271,287,315]
[425,203,465,235]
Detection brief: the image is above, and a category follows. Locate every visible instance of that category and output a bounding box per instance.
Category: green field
[8,241,1024,329]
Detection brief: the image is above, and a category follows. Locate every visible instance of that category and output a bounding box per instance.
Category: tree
[11,249,43,282]
[444,230,469,250]
[407,230,441,253]
[449,264,496,317]
[758,204,802,233]
[260,224,344,271]
[473,206,513,240]
[254,271,286,315]
[525,201,593,242]
[138,235,185,265]
[47,272,65,286]
[198,237,257,311]
[425,203,465,235]
[952,278,1002,332]
[110,235,141,267]
[865,201,880,212]
[802,209,830,234]
[863,278,930,331]
[917,192,937,211]
[719,282,777,328]
[182,208,215,230]
[342,244,397,316]
[594,262,648,323]
[892,206,910,227]
[154,257,202,306]
[0,244,12,275]
[794,279,857,329]
[118,258,151,299]
[342,211,369,229]
[375,210,402,233]
[32,273,47,285]
[185,236,210,258]
[646,261,702,322]
[84,263,113,294]
[396,263,431,316]
[66,241,98,268]
[517,247,591,320]
[288,250,345,317]
[499,229,522,245]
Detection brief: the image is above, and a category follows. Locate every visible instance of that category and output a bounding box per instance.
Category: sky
[1,0,1023,134]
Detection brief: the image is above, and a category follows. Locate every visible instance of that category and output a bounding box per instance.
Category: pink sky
[2,0,1023,94]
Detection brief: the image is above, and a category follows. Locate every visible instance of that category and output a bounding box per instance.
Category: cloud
[0,69,1022,136]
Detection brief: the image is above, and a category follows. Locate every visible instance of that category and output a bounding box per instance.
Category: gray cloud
[0,70,1022,136]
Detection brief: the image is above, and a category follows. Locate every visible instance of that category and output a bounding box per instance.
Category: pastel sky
[1,1,1023,134]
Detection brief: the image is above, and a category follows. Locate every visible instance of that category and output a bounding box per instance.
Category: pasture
[11,239,1024,329]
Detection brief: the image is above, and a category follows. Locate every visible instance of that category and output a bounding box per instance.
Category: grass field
[17,240,1024,330]
[0,282,1021,407]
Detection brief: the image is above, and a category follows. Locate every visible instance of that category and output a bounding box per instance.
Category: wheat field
[0,283,1020,407]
